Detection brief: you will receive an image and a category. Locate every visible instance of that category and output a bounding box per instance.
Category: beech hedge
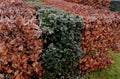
[36,7,85,79]
[64,0,111,9]
[0,0,43,78]
[42,0,120,74]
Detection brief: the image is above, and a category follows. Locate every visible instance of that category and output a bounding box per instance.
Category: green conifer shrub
[36,7,85,79]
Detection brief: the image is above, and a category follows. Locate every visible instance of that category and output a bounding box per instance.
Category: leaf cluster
[0,0,43,78]
[36,7,85,79]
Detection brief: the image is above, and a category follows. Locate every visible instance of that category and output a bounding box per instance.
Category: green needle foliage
[36,7,85,79]
[110,1,120,13]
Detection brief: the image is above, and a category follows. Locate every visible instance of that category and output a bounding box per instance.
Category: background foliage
[110,1,120,13]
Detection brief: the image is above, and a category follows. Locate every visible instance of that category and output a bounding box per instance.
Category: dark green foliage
[36,7,85,79]
[110,1,120,12]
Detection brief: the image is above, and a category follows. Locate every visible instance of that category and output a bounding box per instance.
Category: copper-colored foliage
[43,0,120,73]
[64,0,111,9]
[0,0,43,78]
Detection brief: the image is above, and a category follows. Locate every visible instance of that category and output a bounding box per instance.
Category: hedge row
[0,0,85,78]
[1,0,120,79]
[36,6,85,79]
[64,0,111,9]
[0,0,43,78]
[43,0,120,73]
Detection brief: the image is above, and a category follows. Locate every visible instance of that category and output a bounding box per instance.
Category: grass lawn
[25,0,44,7]
[85,52,120,79]
[25,0,53,10]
